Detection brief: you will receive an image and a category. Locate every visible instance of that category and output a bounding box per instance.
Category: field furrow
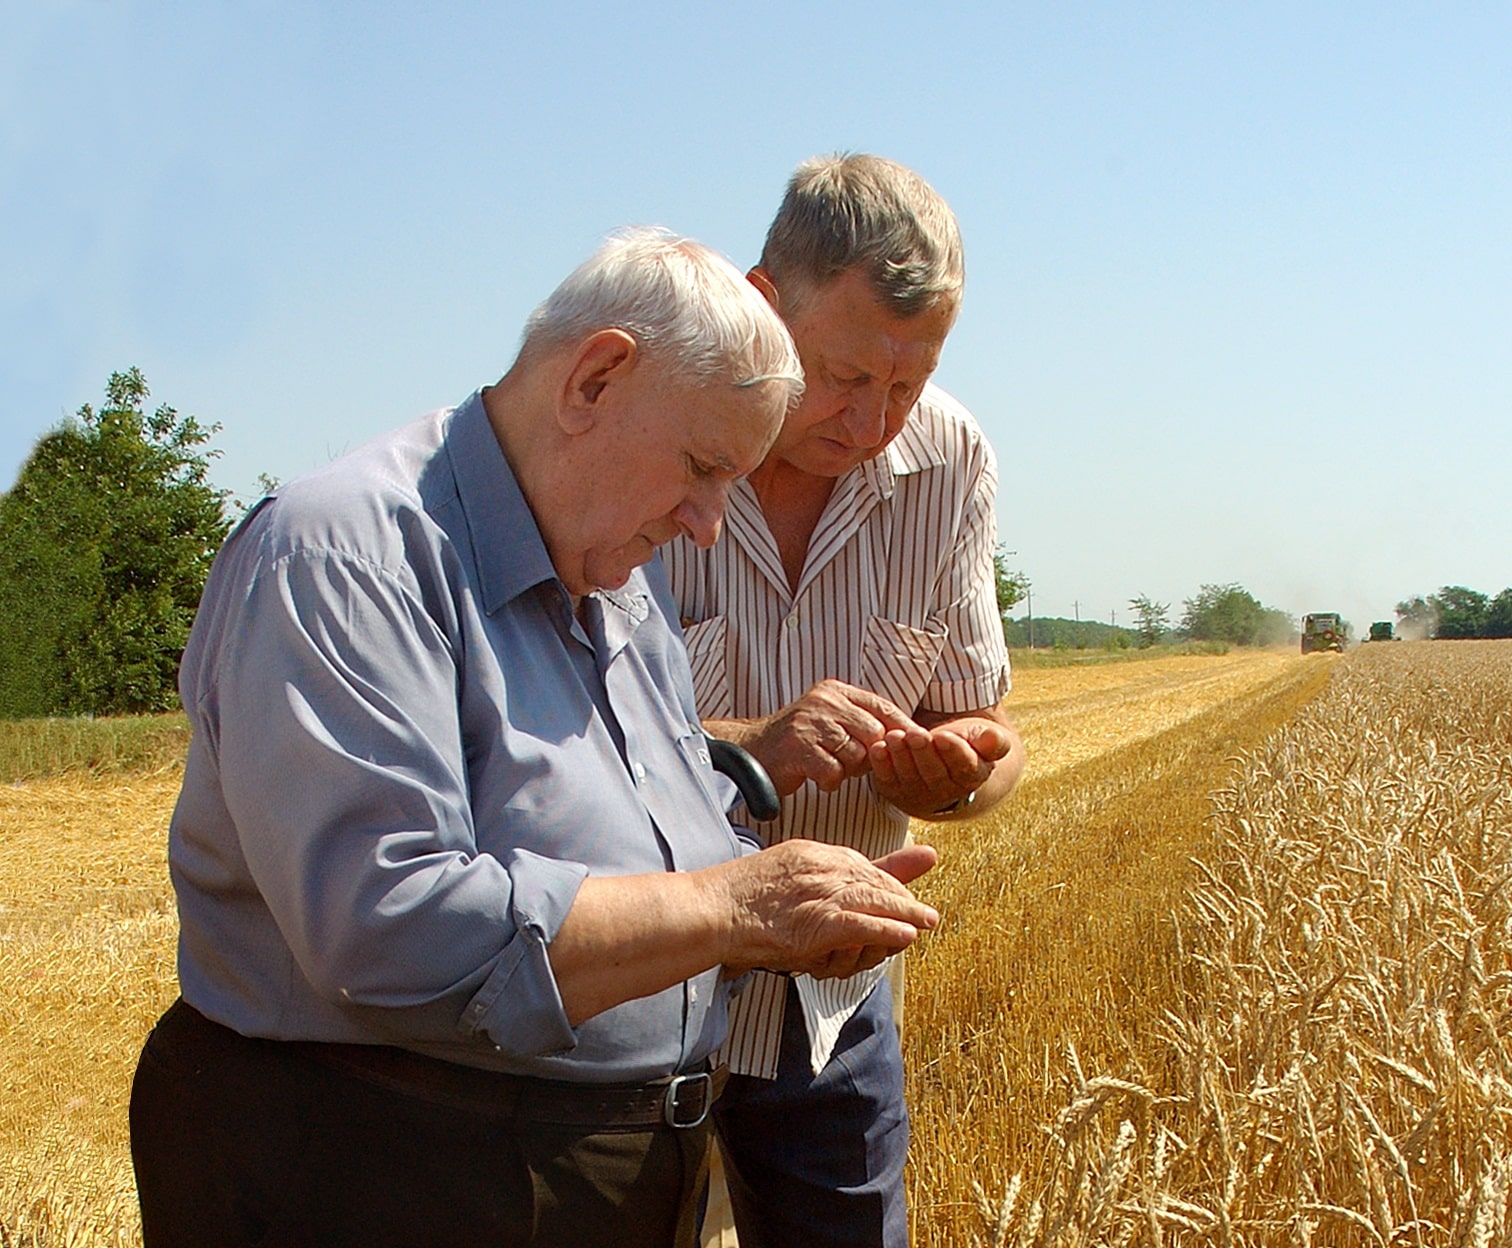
[907,650,1333,1242]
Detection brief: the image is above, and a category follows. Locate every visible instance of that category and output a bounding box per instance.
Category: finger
[800,682,889,746]
[782,914,920,974]
[811,943,894,979]
[880,735,924,790]
[886,730,949,788]
[834,736,872,775]
[851,944,894,974]
[805,749,849,792]
[810,945,866,980]
[928,729,995,786]
[830,912,933,947]
[872,843,939,887]
[836,684,922,735]
[957,719,1014,762]
[853,883,939,934]
[874,730,914,783]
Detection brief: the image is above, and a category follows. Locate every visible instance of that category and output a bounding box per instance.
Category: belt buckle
[661,1071,713,1129]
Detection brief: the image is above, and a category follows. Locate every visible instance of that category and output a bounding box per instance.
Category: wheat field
[911,641,1512,1246]
[3,644,1509,1246]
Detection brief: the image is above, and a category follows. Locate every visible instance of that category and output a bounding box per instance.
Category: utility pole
[1073,600,1080,623]
[1026,587,1034,650]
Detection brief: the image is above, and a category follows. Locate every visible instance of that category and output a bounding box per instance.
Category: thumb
[842,684,919,733]
[871,843,939,887]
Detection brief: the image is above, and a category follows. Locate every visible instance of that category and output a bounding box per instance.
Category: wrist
[930,788,977,819]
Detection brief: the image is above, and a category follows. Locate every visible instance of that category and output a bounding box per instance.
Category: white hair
[520,227,803,402]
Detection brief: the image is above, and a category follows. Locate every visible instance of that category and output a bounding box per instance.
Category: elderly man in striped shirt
[663,155,1025,1247]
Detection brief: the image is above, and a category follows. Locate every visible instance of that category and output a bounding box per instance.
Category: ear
[747,267,781,312]
[559,329,639,435]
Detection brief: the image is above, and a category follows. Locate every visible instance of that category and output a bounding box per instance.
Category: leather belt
[299,1040,728,1130]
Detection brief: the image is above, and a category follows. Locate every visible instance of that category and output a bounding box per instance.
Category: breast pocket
[860,617,948,717]
[680,616,731,720]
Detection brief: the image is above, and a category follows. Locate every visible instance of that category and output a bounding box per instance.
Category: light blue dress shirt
[170,391,747,1082]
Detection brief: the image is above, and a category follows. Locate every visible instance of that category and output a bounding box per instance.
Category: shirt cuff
[459,850,587,1057]
[924,669,1011,714]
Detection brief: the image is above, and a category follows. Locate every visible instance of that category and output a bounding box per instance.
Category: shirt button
[633,761,647,783]
[784,612,800,630]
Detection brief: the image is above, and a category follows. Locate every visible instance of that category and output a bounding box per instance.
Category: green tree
[994,548,1029,627]
[1485,588,1512,640]
[1128,594,1170,648]
[1430,585,1489,640]
[1181,583,1293,647]
[0,369,230,717]
[1001,616,1133,650]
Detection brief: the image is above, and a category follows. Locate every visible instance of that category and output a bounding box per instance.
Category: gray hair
[521,227,803,401]
[759,153,964,318]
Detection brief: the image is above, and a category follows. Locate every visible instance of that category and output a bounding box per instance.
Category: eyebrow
[693,448,741,476]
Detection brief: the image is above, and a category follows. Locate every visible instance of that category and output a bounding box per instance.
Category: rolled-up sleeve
[461,849,587,1055]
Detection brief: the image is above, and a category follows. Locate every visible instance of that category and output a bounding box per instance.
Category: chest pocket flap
[860,617,948,718]
[679,616,731,720]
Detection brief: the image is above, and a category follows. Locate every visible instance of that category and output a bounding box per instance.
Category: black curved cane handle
[706,737,781,822]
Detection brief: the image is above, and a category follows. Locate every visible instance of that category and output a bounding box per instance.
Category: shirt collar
[446,389,560,615]
[858,393,948,499]
[446,390,653,624]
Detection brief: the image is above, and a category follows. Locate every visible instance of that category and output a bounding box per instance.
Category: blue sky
[4,2,1509,634]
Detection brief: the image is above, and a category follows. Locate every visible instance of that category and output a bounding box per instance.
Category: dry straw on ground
[1,767,179,1248]
[6,645,1509,1247]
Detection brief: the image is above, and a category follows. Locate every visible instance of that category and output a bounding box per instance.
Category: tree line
[2,374,1505,718]
[994,556,1296,650]
[1396,587,1512,640]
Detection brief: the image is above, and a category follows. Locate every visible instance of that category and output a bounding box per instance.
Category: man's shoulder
[247,407,459,569]
[915,382,986,440]
[890,383,994,477]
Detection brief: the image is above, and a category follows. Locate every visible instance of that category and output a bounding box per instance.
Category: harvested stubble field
[3,644,1510,1247]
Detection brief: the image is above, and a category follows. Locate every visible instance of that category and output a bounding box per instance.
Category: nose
[674,482,726,549]
[840,384,889,448]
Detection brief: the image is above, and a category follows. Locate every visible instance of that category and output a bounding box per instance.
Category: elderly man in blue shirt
[128,227,940,1248]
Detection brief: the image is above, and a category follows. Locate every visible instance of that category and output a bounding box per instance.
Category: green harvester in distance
[1368,621,1395,642]
[1301,612,1346,654]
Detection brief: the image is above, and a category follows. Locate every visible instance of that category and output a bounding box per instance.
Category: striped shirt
[663,383,1010,1077]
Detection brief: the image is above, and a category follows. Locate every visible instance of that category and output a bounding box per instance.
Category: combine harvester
[1300,612,1347,654]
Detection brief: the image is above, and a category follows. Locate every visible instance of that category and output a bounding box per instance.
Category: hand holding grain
[715,839,939,979]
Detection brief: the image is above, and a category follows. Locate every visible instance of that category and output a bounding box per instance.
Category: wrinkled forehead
[791,271,956,370]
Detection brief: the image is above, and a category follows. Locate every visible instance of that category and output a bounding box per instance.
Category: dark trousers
[713,980,909,1248]
[130,999,711,1248]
